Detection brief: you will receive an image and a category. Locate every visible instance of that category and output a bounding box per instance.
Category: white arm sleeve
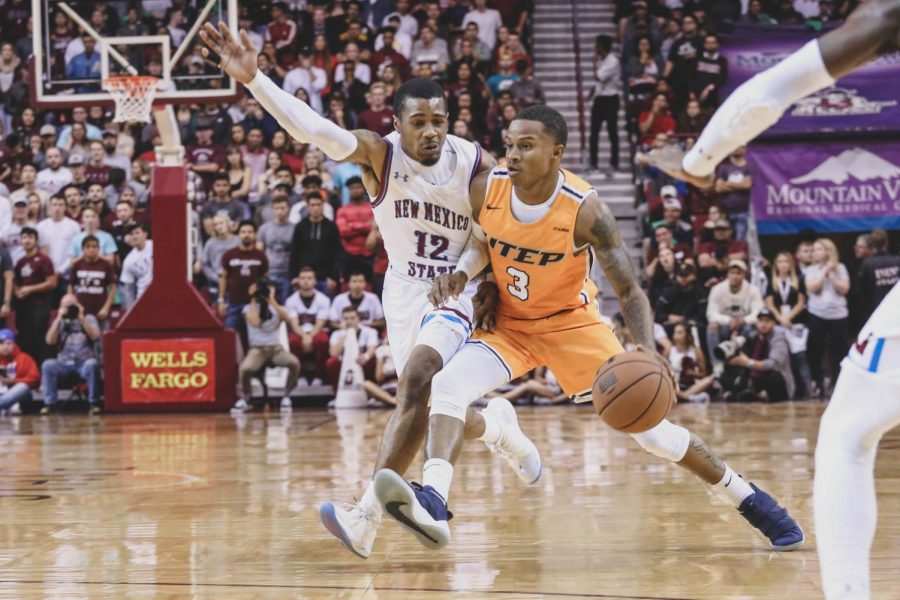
[245,71,359,161]
[455,224,490,280]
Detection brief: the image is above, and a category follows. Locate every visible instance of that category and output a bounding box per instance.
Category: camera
[714,335,746,361]
[253,279,270,300]
[64,305,80,320]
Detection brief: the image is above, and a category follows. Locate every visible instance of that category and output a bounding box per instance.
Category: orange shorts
[471,303,624,399]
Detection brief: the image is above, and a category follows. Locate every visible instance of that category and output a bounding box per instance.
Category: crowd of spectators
[585,0,900,403]
[0,0,542,414]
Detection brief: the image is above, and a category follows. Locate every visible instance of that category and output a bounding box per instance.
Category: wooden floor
[0,402,898,599]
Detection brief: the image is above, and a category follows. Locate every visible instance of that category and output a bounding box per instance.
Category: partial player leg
[632,419,804,550]
[815,354,900,599]
[374,339,539,549]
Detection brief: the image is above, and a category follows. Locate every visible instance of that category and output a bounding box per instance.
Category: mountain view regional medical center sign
[747,141,900,234]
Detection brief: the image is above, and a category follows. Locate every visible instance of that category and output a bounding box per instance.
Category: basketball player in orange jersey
[372,105,804,552]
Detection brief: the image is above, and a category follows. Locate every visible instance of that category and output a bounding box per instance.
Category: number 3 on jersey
[506,266,530,301]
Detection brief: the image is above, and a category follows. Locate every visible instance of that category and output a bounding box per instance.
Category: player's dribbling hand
[428,271,469,308]
[473,281,499,332]
[199,22,258,85]
[634,344,677,392]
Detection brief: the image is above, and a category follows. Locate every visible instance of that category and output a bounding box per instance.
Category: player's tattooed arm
[574,193,656,349]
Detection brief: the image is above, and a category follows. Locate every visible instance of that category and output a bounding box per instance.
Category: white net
[102,76,159,123]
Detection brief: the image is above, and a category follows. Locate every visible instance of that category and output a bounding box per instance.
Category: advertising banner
[720,25,900,135]
[121,338,217,403]
[748,141,900,234]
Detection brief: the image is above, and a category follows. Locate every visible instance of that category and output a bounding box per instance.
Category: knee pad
[429,368,478,423]
[630,419,692,463]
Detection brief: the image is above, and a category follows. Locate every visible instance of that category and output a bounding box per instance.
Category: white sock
[478,408,502,444]
[423,458,454,502]
[359,483,383,520]
[713,465,754,507]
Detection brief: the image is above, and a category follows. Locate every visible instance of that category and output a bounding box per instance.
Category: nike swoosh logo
[385,500,439,544]
[485,205,500,210]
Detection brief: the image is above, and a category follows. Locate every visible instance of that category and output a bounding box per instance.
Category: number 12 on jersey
[506,266,530,300]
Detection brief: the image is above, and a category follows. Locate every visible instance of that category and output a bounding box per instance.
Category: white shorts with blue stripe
[381,267,478,377]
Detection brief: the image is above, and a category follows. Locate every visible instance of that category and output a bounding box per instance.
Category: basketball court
[0,403,898,599]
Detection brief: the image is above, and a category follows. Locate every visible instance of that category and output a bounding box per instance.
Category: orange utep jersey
[480,167,598,320]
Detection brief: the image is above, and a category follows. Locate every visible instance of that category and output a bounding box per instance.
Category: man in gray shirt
[197,214,240,300]
[257,196,294,302]
[40,294,102,414]
[722,308,795,402]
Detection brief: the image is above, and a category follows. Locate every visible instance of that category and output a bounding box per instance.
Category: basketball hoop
[102,76,159,123]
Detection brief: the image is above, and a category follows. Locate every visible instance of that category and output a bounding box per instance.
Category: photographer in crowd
[40,294,102,415]
[231,279,300,415]
[706,259,763,373]
[718,308,794,403]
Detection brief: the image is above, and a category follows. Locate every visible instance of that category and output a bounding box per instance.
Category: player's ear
[552,144,565,162]
[393,115,400,132]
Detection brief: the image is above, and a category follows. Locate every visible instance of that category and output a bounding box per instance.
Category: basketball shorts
[843,335,900,384]
[381,266,479,376]
[470,303,624,402]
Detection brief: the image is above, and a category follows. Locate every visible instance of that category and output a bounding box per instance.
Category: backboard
[31,0,240,110]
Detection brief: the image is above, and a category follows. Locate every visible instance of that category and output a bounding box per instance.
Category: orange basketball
[591,351,674,433]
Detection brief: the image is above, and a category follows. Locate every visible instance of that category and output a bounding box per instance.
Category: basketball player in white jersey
[632,1,900,593]
[200,23,541,560]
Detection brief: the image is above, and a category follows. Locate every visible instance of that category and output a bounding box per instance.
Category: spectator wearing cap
[655,261,708,327]
[1,196,33,265]
[13,226,56,365]
[462,0,504,51]
[69,234,116,327]
[714,146,752,242]
[38,125,59,159]
[652,187,693,245]
[720,308,795,403]
[697,217,749,287]
[36,148,73,197]
[289,194,342,296]
[336,176,375,281]
[257,195,295,303]
[201,174,247,239]
[857,228,900,319]
[282,51,328,115]
[0,329,39,415]
[68,153,89,188]
[41,293,102,414]
[186,120,225,206]
[120,222,153,308]
[356,83,395,137]
[10,164,50,207]
[706,259,764,372]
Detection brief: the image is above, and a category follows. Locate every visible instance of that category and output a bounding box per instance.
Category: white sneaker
[280,397,292,412]
[230,399,250,414]
[311,377,324,387]
[483,398,542,484]
[9,403,21,415]
[319,502,380,559]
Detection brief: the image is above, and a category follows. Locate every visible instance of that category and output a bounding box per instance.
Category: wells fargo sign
[121,339,216,403]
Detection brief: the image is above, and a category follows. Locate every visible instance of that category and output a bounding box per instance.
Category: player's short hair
[126,222,148,235]
[348,271,367,282]
[20,226,38,239]
[82,234,99,248]
[346,176,364,187]
[869,228,889,251]
[393,77,446,117]
[305,193,324,203]
[302,175,323,188]
[116,198,134,208]
[341,306,359,316]
[512,105,568,147]
[213,172,230,183]
[237,219,257,232]
[271,194,290,205]
[50,194,65,205]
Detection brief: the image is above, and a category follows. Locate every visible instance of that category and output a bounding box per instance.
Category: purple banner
[720,26,900,135]
[748,141,900,234]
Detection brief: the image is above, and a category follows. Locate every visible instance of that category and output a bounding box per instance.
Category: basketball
[592,352,675,433]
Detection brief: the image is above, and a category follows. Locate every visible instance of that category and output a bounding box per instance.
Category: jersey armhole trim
[370,139,394,208]
[468,143,483,189]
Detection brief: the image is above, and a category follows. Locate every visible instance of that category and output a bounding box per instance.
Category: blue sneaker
[373,469,453,550]
[738,482,805,551]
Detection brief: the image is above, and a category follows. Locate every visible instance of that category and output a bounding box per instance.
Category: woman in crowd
[311,34,337,99]
[257,150,285,198]
[804,238,850,397]
[225,146,252,202]
[624,36,664,97]
[667,322,715,403]
[14,107,37,138]
[645,245,677,307]
[765,251,813,398]
[64,122,90,160]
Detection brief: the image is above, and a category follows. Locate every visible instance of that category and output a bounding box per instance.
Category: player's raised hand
[428,271,469,308]
[199,22,257,85]
[473,281,499,332]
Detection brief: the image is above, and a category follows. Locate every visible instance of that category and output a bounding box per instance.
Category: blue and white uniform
[370,132,483,375]
[843,281,900,381]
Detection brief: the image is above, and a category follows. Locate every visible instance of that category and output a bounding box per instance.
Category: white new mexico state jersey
[858,281,900,340]
[370,132,482,280]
